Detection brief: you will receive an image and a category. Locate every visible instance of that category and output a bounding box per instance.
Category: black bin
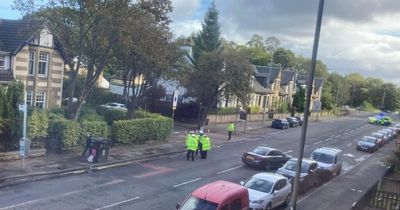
[268,112,274,119]
[92,139,109,163]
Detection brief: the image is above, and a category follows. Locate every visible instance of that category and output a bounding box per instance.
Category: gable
[0,19,39,53]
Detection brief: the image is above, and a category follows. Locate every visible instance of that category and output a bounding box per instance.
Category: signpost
[18,103,28,169]
[313,101,322,121]
[171,90,179,132]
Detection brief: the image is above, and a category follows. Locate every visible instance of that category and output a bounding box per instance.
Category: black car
[271,119,289,130]
[286,117,300,127]
[295,116,304,125]
[276,158,323,194]
[242,146,291,170]
[356,136,379,153]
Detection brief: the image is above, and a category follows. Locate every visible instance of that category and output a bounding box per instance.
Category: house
[0,19,65,109]
[254,65,282,111]
[279,69,297,106]
[296,74,324,110]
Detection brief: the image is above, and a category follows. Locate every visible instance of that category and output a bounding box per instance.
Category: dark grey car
[242,147,291,171]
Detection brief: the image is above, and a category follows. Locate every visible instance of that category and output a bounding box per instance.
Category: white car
[241,173,291,210]
[100,102,127,111]
[310,147,343,177]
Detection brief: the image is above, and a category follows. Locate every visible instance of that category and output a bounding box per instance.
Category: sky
[1,0,400,85]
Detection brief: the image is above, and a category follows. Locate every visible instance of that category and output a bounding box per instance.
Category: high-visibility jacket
[227,123,235,132]
[201,136,211,151]
[186,135,197,151]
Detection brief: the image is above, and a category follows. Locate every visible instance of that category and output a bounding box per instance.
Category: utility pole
[289,0,325,209]
[335,79,341,105]
[381,88,386,109]
[351,84,356,107]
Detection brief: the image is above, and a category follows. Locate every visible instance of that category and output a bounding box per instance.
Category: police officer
[81,133,93,158]
[195,131,204,157]
[185,131,197,161]
[227,122,235,140]
[200,134,211,159]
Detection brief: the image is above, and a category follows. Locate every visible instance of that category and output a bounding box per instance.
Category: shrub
[360,101,376,112]
[49,119,82,149]
[210,107,237,115]
[81,120,109,139]
[276,102,289,113]
[135,109,162,119]
[28,109,49,146]
[249,106,260,114]
[112,116,173,144]
[96,106,127,125]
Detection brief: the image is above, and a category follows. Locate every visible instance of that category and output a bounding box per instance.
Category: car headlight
[251,199,264,204]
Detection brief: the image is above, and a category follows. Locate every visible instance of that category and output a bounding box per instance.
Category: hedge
[112,116,173,144]
[96,106,127,125]
[49,118,109,149]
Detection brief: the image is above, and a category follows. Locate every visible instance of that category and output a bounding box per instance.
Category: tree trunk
[67,69,77,119]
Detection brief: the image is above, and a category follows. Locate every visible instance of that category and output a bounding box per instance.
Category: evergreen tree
[191,1,221,65]
[293,87,306,112]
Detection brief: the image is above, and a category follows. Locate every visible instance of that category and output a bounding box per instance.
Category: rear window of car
[284,160,309,173]
[251,147,269,155]
[244,177,274,193]
[361,137,376,143]
[179,195,217,210]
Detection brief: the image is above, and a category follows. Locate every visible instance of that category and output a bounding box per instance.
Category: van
[176,180,249,210]
[310,147,343,178]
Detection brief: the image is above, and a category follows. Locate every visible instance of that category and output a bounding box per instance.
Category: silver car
[310,147,343,177]
[241,173,291,210]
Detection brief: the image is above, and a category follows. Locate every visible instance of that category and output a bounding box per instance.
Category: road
[0,113,392,210]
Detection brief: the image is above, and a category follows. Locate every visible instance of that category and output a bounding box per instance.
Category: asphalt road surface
[0,113,393,210]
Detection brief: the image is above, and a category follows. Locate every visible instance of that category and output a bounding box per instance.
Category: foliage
[276,102,289,113]
[293,87,306,112]
[96,106,127,125]
[28,109,49,143]
[112,116,173,144]
[210,107,237,115]
[248,106,261,114]
[386,145,400,174]
[80,120,109,139]
[273,48,295,68]
[360,101,376,112]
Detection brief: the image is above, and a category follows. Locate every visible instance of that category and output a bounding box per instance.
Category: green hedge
[112,116,173,144]
[49,118,109,149]
[209,107,238,115]
[96,106,127,125]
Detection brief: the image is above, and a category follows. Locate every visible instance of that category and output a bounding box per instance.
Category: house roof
[252,79,267,94]
[0,70,14,82]
[297,74,324,89]
[281,70,295,85]
[0,19,40,54]
[254,65,281,84]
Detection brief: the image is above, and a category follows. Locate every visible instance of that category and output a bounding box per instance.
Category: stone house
[296,74,324,110]
[279,69,297,106]
[0,19,65,109]
[254,65,282,111]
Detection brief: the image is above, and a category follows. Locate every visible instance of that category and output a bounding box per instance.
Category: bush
[112,116,173,144]
[360,101,376,112]
[276,102,289,113]
[28,109,49,146]
[249,106,260,114]
[96,106,127,125]
[209,107,237,115]
[135,109,161,119]
[81,120,109,139]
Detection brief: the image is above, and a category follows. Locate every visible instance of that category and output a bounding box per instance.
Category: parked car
[242,147,291,170]
[388,126,400,135]
[100,102,127,111]
[176,180,249,210]
[356,136,379,153]
[286,117,300,128]
[378,130,393,141]
[371,132,388,146]
[271,119,289,130]
[240,173,291,210]
[295,116,304,126]
[382,129,396,140]
[276,158,323,194]
[309,147,343,179]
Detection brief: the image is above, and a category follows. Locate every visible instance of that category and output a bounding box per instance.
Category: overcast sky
[1,0,399,84]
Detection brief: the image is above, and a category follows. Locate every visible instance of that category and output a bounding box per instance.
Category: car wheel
[265,162,272,171]
[266,202,272,210]
[283,193,291,207]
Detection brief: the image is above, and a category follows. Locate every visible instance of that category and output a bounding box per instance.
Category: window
[38,52,49,75]
[0,56,5,70]
[26,91,33,106]
[28,51,35,75]
[35,91,46,108]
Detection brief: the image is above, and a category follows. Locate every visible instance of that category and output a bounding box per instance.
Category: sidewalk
[0,115,336,188]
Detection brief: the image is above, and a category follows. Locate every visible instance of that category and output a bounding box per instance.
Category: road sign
[172,90,178,110]
[313,101,322,111]
[19,104,26,111]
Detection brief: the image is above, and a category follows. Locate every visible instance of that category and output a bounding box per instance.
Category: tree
[247,34,265,49]
[15,0,136,120]
[265,36,280,52]
[273,47,295,68]
[293,87,306,112]
[191,1,221,66]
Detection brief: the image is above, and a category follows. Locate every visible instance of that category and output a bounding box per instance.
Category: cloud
[170,0,201,20]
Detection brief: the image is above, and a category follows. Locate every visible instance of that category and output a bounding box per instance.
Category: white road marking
[344,153,354,157]
[349,130,354,133]
[284,150,293,154]
[313,140,323,145]
[94,196,140,210]
[0,179,126,210]
[217,165,243,174]
[173,178,202,188]
[325,137,333,141]
[346,143,352,147]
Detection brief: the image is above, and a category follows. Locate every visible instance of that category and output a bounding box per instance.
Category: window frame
[35,91,46,109]
[38,52,49,76]
[26,91,33,106]
[28,51,35,75]
[0,55,5,70]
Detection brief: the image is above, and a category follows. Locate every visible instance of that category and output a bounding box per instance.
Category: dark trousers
[228,131,232,140]
[81,146,90,157]
[186,150,195,161]
[200,150,207,159]
[195,143,202,157]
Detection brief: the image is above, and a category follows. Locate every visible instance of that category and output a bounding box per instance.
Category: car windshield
[283,160,309,173]
[361,137,376,143]
[244,177,274,193]
[251,147,269,155]
[311,152,334,164]
[179,195,218,210]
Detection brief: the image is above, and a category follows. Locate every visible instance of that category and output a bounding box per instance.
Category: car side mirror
[273,190,279,195]
[176,203,181,209]
[240,181,245,186]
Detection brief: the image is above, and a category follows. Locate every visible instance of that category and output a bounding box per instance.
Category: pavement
[0,115,336,188]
